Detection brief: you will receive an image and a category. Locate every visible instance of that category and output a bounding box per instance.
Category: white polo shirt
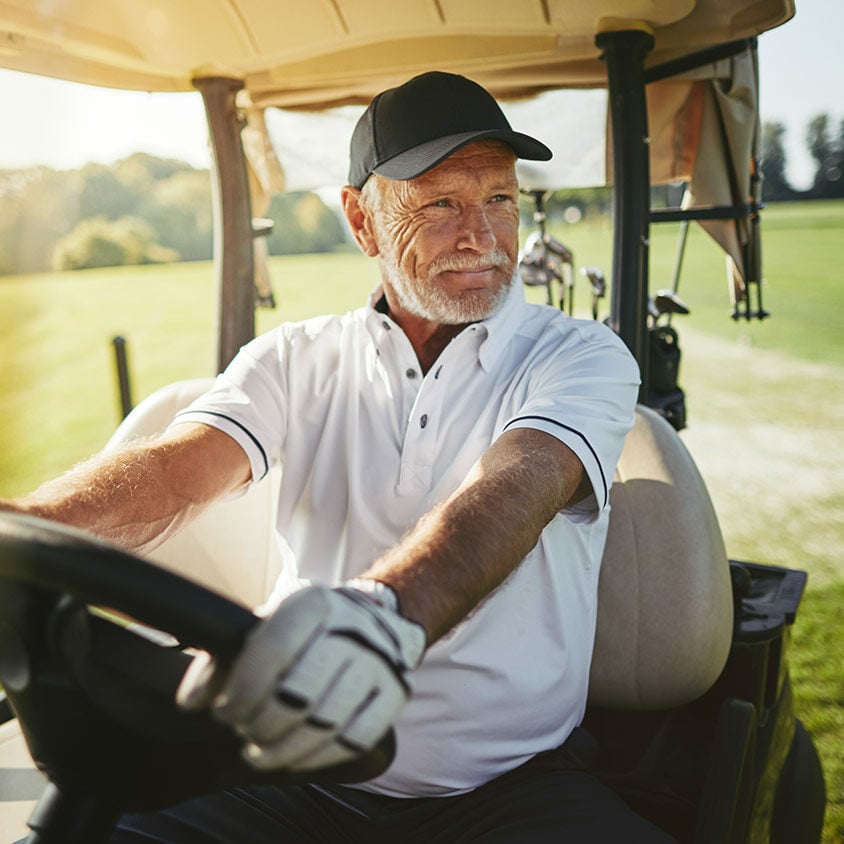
[175,280,639,797]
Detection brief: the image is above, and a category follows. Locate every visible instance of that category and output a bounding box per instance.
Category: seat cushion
[588,406,733,709]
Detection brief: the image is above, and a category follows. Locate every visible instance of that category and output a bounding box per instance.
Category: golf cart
[0,0,827,841]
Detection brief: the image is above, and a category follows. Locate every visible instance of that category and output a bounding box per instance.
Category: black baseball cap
[348,71,552,189]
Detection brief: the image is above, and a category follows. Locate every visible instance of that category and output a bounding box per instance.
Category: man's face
[366,141,520,325]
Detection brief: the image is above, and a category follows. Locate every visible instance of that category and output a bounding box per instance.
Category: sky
[0,2,840,191]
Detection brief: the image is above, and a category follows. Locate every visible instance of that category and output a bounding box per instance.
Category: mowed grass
[1,199,842,841]
[0,254,379,493]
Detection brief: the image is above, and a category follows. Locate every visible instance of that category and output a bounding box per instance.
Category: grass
[790,579,844,840]
[0,199,842,841]
[0,262,218,491]
[545,200,844,367]
[0,254,380,493]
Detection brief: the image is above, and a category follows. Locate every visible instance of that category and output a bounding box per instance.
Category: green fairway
[0,199,842,841]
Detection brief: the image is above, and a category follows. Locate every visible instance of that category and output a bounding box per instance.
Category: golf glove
[177,581,426,771]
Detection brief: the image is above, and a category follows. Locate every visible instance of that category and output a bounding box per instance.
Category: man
[3,72,674,842]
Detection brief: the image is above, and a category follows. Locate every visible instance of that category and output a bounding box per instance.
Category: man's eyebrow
[489,182,519,193]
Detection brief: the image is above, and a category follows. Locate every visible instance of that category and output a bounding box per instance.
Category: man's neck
[383,299,467,374]
[395,312,466,374]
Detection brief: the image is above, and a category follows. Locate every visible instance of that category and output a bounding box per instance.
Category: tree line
[761,114,844,201]
[0,153,347,275]
[0,112,840,275]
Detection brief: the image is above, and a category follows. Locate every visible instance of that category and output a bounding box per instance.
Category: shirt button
[405,368,417,379]
[420,414,428,429]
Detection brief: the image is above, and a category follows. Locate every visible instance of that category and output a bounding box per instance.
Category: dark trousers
[111,729,677,843]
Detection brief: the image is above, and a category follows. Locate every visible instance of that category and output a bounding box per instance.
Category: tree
[806,113,844,199]
[266,191,347,255]
[115,152,192,186]
[0,155,355,275]
[760,121,794,201]
[51,216,179,270]
[74,164,140,220]
[142,169,213,261]
[0,167,80,274]
[293,192,346,253]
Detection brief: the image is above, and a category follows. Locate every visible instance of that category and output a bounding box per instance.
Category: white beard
[379,245,514,325]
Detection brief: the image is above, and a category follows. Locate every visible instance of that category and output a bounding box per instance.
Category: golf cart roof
[2,0,792,105]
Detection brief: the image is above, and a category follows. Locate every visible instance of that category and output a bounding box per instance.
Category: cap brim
[372,130,552,182]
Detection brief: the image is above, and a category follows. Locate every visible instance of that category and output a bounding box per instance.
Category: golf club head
[653,290,690,316]
[543,235,573,263]
[580,266,606,298]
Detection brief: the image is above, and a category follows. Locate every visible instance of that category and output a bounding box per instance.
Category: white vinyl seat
[103,378,284,609]
[588,405,733,709]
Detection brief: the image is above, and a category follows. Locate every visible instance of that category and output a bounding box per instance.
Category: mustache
[427,249,512,275]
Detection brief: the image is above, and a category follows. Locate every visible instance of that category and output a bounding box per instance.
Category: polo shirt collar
[367,285,389,313]
[474,275,527,372]
[364,276,528,372]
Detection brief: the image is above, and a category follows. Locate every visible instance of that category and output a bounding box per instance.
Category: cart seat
[589,405,733,709]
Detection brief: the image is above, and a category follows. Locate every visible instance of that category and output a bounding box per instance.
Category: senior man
[3,72,674,842]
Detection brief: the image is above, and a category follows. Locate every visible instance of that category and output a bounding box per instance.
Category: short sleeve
[171,331,288,484]
[502,322,639,515]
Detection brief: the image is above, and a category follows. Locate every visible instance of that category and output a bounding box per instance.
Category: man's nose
[456,204,496,251]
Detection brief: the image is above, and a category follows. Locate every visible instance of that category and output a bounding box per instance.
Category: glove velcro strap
[344,579,400,611]
[331,627,413,694]
[337,585,427,668]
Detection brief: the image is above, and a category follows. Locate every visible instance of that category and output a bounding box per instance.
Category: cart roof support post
[194,77,256,373]
[597,28,654,403]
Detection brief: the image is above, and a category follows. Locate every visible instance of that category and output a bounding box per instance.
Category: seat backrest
[588,405,733,709]
[105,379,284,609]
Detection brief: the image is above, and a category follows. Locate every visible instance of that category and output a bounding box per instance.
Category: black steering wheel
[0,513,394,842]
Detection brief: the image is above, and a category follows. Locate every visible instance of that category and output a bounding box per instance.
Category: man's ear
[341,186,379,257]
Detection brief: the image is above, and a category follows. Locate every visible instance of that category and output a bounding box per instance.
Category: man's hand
[177,582,426,771]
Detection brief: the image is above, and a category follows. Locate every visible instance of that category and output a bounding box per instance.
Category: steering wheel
[0,512,394,842]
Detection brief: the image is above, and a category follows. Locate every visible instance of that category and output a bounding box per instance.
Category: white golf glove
[177,581,426,771]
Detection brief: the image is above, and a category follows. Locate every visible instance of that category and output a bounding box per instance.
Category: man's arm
[177,425,589,771]
[0,422,252,556]
[363,426,588,643]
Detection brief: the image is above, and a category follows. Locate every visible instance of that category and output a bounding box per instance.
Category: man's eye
[432,199,451,208]
[491,194,513,203]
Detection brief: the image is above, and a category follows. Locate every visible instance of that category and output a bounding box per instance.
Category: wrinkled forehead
[382,140,517,201]
[429,139,517,173]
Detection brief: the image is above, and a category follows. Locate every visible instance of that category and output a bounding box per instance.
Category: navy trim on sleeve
[503,415,608,508]
[174,409,270,479]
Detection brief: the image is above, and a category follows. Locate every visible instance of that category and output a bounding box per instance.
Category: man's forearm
[364,428,585,644]
[0,423,251,556]
[3,441,200,554]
